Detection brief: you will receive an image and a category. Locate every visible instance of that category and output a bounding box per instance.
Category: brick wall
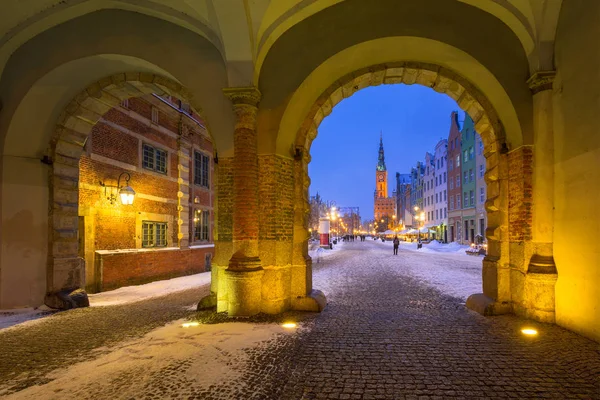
[79,94,215,292]
[508,146,533,242]
[97,247,213,290]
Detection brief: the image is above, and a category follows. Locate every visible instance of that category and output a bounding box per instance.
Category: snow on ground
[88,272,211,307]
[378,240,482,300]
[0,307,57,330]
[0,272,212,330]
[314,239,483,302]
[6,320,297,400]
[308,239,345,264]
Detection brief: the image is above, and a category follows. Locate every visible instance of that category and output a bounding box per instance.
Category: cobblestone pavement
[1,241,599,399]
[0,284,211,395]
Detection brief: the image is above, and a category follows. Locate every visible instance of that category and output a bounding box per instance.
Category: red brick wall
[78,94,216,291]
[98,247,213,290]
[508,146,533,242]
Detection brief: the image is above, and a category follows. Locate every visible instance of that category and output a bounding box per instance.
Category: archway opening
[289,63,513,315]
[308,83,490,300]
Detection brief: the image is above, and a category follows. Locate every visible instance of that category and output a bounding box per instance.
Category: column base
[292,289,327,312]
[224,268,264,317]
[466,293,512,316]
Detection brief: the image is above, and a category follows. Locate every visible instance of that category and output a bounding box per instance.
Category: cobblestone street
[1,241,599,399]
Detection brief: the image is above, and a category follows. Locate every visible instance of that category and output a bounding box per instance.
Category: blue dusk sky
[308,84,465,221]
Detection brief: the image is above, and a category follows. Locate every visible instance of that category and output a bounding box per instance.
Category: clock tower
[375,133,388,198]
[374,133,396,228]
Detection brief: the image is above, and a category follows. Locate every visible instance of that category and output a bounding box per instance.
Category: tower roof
[377,132,386,171]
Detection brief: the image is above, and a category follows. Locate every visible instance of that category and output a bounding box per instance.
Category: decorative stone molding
[223,87,261,131]
[527,71,556,94]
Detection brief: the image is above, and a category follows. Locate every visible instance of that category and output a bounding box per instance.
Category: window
[441,157,444,167]
[444,208,447,218]
[449,160,453,171]
[142,221,167,248]
[456,155,460,167]
[450,179,454,190]
[463,171,468,183]
[120,98,129,109]
[469,169,474,182]
[469,146,474,160]
[194,209,210,241]
[464,192,468,206]
[444,190,447,201]
[463,149,468,163]
[450,196,454,210]
[455,138,459,148]
[470,190,474,206]
[436,209,439,219]
[143,144,167,174]
[443,172,447,183]
[456,176,460,187]
[479,140,483,155]
[457,194,461,208]
[479,164,484,178]
[194,151,210,188]
[480,187,485,203]
[151,107,159,124]
[437,160,440,169]
[436,193,439,203]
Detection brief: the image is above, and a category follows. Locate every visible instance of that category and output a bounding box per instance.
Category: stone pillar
[523,71,558,322]
[177,129,191,249]
[46,133,89,309]
[221,87,263,316]
[290,150,326,312]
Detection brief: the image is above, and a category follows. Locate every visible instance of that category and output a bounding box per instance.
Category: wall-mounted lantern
[102,172,136,205]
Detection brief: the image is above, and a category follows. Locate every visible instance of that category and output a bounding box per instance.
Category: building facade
[374,135,396,230]
[395,173,412,229]
[410,162,425,228]
[433,139,448,241]
[475,133,487,240]
[447,111,463,243]
[78,95,215,292]
[460,114,477,244]
[423,152,435,231]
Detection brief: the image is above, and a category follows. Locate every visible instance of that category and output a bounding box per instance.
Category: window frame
[142,143,168,174]
[193,209,210,242]
[142,221,168,248]
[194,150,210,188]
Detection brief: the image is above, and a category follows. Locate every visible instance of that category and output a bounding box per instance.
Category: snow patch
[89,272,212,307]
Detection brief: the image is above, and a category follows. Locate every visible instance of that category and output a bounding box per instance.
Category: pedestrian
[393,235,400,255]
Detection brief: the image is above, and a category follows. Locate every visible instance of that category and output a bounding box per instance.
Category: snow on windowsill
[189,243,215,249]
[96,247,180,255]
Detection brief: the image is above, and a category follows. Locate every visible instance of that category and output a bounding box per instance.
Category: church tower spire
[377,131,386,171]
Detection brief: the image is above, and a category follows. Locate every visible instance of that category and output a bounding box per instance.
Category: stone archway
[46,72,207,308]
[294,62,512,316]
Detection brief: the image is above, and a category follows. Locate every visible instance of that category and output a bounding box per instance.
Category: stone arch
[46,72,206,307]
[292,62,511,314]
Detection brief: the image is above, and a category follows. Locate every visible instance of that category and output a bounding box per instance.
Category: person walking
[393,235,400,255]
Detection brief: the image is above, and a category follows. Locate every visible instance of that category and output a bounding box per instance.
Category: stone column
[176,128,192,249]
[524,71,558,322]
[221,87,264,316]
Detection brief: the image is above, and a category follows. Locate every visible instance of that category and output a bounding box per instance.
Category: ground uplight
[182,322,200,328]
[281,322,297,329]
[521,328,538,336]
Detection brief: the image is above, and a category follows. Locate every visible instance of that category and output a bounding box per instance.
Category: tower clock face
[378,173,384,182]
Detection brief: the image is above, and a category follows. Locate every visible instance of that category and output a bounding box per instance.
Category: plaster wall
[553,0,600,342]
[0,157,48,308]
